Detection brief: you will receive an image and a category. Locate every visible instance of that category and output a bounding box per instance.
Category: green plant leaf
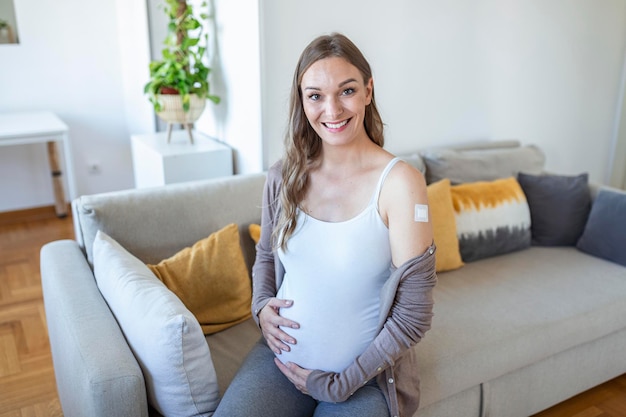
[144,0,220,113]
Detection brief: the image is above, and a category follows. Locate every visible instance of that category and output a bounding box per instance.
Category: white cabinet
[131,130,233,188]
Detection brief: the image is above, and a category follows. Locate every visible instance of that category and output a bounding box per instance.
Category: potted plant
[144,0,220,143]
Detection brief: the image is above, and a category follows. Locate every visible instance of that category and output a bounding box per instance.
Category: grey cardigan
[251,161,437,417]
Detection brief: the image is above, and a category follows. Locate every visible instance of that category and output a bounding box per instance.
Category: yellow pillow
[148,223,252,335]
[427,179,464,272]
[249,223,261,244]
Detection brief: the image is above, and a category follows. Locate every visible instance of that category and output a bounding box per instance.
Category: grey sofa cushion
[206,318,261,397]
[398,152,426,173]
[517,172,591,246]
[445,139,521,151]
[421,145,545,184]
[73,173,266,268]
[415,246,626,408]
[577,188,626,266]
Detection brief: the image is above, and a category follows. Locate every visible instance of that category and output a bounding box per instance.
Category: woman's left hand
[274,358,313,395]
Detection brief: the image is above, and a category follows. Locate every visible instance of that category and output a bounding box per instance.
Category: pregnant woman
[214,33,437,417]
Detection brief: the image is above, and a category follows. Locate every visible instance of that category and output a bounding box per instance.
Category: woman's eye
[342,88,355,96]
[308,94,321,101]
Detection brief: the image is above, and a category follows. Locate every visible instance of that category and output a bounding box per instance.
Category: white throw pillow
[93,230,219,417]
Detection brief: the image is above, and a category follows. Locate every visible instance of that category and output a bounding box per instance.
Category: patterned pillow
[450,177,531,262]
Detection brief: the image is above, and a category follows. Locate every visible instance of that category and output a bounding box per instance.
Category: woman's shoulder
[267,159,283,183]
[269,159,283,173]
[389,157,426,188]
[382,157,428,204]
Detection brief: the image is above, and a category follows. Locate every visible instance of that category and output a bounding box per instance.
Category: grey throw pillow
[577,189,626,266]
[517,172,591,246]
[420,145,545,185]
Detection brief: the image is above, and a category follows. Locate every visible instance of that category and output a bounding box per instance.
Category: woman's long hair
[274,33,385,250]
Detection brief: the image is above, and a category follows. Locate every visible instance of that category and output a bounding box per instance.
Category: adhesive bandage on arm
[414,204,429,222]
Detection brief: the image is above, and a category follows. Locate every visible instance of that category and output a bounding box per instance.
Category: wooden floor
[0,210,70,417]
[0,209,625,416]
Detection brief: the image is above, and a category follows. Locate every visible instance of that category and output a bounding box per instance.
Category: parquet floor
[0,211,71,417]
[531,373,626,417]
[0,209,624,417]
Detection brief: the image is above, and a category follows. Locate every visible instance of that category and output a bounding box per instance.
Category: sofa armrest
[41,240,148,417]
[588,181,625,201]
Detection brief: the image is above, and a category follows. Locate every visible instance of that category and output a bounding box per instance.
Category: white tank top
[276,158,400,372]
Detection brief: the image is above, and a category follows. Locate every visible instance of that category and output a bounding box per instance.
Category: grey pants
[214,339,390,417]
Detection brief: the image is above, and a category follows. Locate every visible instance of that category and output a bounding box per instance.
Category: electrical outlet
[88,162,102,175]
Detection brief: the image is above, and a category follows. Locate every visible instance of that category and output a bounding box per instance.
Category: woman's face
[300,57,373,149]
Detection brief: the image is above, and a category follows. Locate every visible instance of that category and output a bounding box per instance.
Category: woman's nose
[325,97,343,118]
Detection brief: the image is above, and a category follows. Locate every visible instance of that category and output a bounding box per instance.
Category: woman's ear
[365,77,374,105]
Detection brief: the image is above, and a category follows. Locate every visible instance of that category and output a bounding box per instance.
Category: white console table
[0,111,75,217]
[131,130,233,188]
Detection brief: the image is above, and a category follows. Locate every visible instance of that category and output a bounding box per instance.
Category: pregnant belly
[275,284,379,372]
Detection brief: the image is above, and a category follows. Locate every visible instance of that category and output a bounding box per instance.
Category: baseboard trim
[0,204,72,226]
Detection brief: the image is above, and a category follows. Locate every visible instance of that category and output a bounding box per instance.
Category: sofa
[40,140,626,417]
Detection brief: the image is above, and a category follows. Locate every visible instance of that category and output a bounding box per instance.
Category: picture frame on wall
[0,0,19,44]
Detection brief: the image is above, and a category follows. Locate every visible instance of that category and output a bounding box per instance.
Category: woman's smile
[323,118,351,131]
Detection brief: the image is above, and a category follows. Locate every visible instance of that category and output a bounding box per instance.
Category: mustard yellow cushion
[148,223,251,335]
[249,223,261,244]
[427,179,464,272]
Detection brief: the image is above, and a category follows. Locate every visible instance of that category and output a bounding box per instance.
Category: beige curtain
[610,48,626,190]
[609,134,626,190]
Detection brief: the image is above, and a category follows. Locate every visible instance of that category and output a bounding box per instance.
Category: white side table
[131,130,233,188]
[0,111,75,217]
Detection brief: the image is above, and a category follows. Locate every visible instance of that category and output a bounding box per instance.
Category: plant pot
[156,93,207,125]
[155,93,207,144]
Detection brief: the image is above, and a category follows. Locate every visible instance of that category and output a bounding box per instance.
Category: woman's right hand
[258,298,299,355]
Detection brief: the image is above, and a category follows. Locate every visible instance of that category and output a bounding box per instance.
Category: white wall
[115,0,154,137]
[0,0,19,43]
[0,0,262,212]
[260,0,626,184]
[1,0,625,212]
[0,0,135,211]
[195,0,263,174]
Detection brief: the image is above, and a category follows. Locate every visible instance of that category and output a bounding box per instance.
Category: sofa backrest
[418,141,545,184]
[71,139,558,272]
[73,173,267,272]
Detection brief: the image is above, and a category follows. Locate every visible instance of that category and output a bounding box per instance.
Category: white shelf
[131,130,233,188]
